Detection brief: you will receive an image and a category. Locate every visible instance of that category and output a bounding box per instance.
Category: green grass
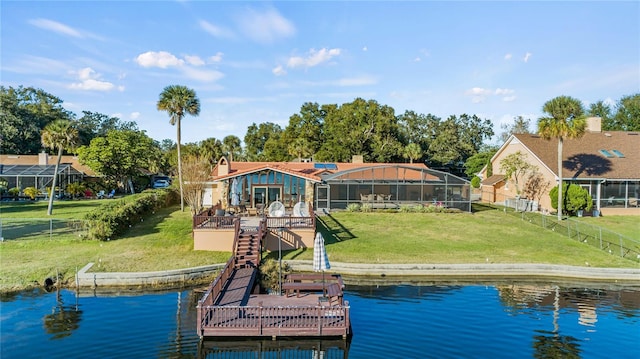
[0,203,230,292]
[571,215,640,240]
[282,209,639,269]
[2,199,638,293]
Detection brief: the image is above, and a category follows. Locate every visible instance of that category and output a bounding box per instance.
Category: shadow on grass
[471,203,499,213]
[315,213,357,244]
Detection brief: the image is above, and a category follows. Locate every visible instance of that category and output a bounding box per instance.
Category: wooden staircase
[234,231,261,269]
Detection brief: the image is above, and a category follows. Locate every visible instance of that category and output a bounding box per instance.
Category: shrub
[83,189,179,240]
[549,183,593,215]
[23,187,39,200]
[259,258,291,293]
[346,203,361,212]
[361,203,373,213]
[66,182,86,199]
[471,176,481,188]
[399,204,414,213]
[8,187,20,197]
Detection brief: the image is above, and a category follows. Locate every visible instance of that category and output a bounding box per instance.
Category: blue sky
[2,1,639,146]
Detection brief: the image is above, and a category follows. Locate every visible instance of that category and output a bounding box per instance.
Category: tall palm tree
[537,96,586,221]
[157,85,200,212]
[41,119,79,216]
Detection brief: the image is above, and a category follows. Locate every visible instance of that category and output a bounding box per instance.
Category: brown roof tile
[513,131,640,180]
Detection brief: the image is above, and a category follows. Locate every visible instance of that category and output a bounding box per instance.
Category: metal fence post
[50,219,53,240]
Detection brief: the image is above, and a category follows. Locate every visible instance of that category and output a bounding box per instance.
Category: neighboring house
[0,152,95,196]
[204,156,472,214]
[480,117,640,216]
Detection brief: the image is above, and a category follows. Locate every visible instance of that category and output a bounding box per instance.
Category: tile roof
[211,161,430,182]
[513,131,640,180]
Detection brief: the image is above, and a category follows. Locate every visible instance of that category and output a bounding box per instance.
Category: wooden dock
[196,216,351,339]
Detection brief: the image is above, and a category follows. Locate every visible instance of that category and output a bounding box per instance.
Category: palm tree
[403,143,423,163]
[157,85,200,212]
[537,96,586,221]
[41,119,79,215]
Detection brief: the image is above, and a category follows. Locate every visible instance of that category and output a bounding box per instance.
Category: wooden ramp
[214,267,257,306]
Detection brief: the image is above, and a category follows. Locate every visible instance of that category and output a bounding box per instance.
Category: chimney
[352,155,364,163]
[39,151,49,165]
[585,117,601,133]
[217,156,229,176]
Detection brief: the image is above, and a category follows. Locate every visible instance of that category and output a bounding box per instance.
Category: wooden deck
[196,217,351,339]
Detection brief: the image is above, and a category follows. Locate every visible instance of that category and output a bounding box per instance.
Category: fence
[0,218,88,241]
[513,210,640,263]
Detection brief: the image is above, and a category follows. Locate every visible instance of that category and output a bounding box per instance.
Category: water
[1,281,639,358]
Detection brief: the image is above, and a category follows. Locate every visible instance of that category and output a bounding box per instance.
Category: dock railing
[198,302,351,338]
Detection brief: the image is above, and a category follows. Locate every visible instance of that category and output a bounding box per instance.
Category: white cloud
[504,53,512,60]
[413,57,421,62]
[111,113,123,119]
[466,87,516,103]
[237,8,295,43]
[184,55,205,66]
[362,46,368,51]
[28,18,83,38]
[68,67,119,91]
[208,52,224,63]
[523,52,532,62]
[495,88,515,96]
[130,112,141,120]
[181,67,224,82]
[135,51,184,68]
[199,20,235,39]
[287,48,341,69]
[272,65,287,76]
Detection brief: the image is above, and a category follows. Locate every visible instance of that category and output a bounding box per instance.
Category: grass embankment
[0,200,229,292]
[282,207,639,268]
[1,200,638,293]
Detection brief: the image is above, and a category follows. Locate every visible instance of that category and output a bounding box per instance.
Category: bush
[361,203,373,213]
[83,189,179,240]
[549,183,593,215]
[259,258,291,293]
[23,187,39,200]
[471,176,481,188]
[346,203,361,212]
[8,187,20,197]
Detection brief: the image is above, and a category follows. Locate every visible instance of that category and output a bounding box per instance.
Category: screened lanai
[0,164,84,194]
[316,164,471,212]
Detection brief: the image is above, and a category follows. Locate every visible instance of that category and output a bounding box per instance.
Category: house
[480,117,640,216]
[193,157,471,251]
[0,153,95,197]
[204,156,472,214]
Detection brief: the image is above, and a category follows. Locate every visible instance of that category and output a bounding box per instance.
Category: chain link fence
[513,209,640,263]
[0,218,88,241]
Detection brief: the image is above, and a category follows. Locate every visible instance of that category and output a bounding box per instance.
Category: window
[599,149,614,158]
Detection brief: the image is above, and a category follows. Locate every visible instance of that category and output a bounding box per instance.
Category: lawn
[1,200,638,293]
[282,208,639,269]
[0,201,230,292]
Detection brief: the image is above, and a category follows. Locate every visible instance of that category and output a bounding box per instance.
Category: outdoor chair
[97,190,105,199]
[106,189,115,199]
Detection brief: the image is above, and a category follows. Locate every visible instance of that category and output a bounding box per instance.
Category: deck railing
[266,215,315,229]
[197,302,350,337]
[197,255,236,324]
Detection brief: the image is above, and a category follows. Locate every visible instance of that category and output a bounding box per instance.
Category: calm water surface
[1,281,639,358]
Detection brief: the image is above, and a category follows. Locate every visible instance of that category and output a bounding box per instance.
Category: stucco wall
[194,228,235,251]
[484,140,557,212]
[263,228,315,251]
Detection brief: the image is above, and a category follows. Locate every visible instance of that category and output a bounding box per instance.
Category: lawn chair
[107,189,115,199]
[97,190,105,199]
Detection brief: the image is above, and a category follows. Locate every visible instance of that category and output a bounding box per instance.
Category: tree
[1,86,74,154]
[157,85,201,212]
[521,172,550,205]
[607,93,640,131]
[281,102,325,158]
[288,137,313,161]
[537,95,586,220]
[244,122,283,161]
[500,116,532,143]
[181,155,211,215]
[41,119,79,215]
[77,129,157,192]
[222,135,242,162]
[403,143,422,163]
[499,151,537,196]
[397,111,440,160]
[549,183,592,216]
[587,101,612,127]
[76,111,137,146]
[464,148,498,178]
[199,137,223,167]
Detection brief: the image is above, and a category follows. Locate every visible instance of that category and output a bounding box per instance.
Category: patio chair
[107,189,115,199]
[97,190,105,199]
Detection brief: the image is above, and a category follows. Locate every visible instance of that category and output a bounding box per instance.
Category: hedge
[83,189,179,240]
